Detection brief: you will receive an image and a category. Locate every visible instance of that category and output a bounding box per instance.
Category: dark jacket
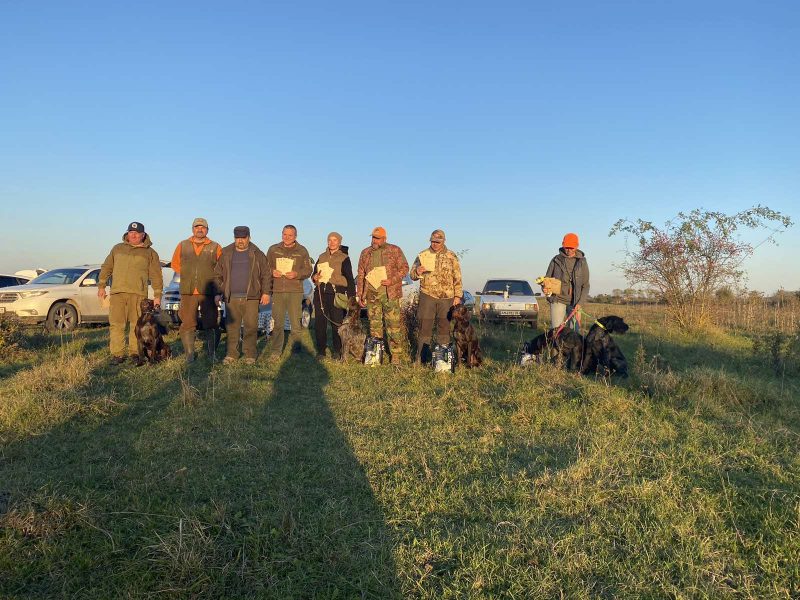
[215,242,269,301]
[545,248,590,306]
[313,246,356,297]
[99,232,163,297]
[356,243,409,301]
[265,242,313,294]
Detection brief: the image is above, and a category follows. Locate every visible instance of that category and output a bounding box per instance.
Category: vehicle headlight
[482,303,493,311]
[525,303,537,310]
[19,290,48,299]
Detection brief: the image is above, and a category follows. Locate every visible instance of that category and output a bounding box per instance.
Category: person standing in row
[545,232,590,331]
[410,229,463,363]
[214,226,270,365]
[98,221,163,364]
[265,225,313,358]
[356,226,411,365]
[170,217,222,363]
[311,231,356,359]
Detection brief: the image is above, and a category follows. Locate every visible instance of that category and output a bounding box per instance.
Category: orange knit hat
[562,233,579,249]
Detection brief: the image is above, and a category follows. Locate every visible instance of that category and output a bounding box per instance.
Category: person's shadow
[242,351,400,596]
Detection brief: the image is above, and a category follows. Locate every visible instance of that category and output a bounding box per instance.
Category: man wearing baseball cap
[356,226,411,364]
[98,221,164,364]
[544,232,590,331]
[214,226,270,364]
[410,229,463,363]
[170,217,223,362]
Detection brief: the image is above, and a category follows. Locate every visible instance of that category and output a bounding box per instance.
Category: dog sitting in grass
[524,327,583,371]
[581,315,629,377]
[447,303,482,368]
[134,299,171,365]
[338,296,366,363]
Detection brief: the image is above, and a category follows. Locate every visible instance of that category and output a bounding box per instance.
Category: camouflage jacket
[410,245,463,299]
[356,243,409,301]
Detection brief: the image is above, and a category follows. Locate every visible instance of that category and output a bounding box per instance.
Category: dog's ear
[447,306,455,322]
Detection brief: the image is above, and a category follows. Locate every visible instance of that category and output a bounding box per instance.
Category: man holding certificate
[410,229,463,364]
[265,225,313,358]
[356,226,411,364]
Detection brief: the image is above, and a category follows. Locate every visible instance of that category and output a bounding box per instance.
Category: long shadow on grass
[245,352,400,597]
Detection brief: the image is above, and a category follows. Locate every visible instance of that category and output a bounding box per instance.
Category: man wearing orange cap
[545,232,590,331]
[356,226,411,364]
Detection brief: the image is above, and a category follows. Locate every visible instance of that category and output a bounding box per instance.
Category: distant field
[1,305,798,598]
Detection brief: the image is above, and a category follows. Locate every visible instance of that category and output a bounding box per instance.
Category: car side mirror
[82,278,97,287]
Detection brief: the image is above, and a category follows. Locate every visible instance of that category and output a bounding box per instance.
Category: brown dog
[134,299,171,365]
[447,303,482,368]
[338,296,366,363]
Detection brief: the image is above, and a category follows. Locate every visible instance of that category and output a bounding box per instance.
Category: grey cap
[233,225,250,238]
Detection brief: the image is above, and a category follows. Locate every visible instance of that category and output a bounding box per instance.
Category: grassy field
[1,304,798,598]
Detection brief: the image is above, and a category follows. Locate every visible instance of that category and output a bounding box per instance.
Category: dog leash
[554,305,580,339]
[316,284,345,328]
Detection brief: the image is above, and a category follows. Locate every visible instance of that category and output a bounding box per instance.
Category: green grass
[1,308,798,598]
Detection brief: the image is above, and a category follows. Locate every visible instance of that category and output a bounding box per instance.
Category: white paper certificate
[317,262,334,284]
[276,257,294,274]
[419,250,437,273]
[366,266,387,290]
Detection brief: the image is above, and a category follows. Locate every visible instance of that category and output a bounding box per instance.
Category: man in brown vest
[170,217,223,362]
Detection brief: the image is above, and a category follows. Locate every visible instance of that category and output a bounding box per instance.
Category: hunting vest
[179,239,220,296]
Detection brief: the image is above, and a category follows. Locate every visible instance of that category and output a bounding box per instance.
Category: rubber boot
[181,331,195,363]
[205,330,217,361]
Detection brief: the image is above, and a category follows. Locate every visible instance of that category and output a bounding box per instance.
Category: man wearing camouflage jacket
[356,226,411,364]
[410,229,463,363]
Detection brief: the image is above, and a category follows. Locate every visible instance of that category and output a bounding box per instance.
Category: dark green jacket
[215,242,269,301]
[99,233,163,297]
[265,242,313,294]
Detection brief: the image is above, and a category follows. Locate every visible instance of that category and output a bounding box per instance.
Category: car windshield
[482,280,534,296]
[30,268,86,285]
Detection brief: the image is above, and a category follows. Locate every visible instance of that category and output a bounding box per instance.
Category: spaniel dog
[581,315,629,377]
[524,327,583,371]
[338,296,366,363]
[447,303,482,368]
[134,299,171,365]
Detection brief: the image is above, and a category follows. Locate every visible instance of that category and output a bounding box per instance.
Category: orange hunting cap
[562,233,579,249]
[371,226,387,239]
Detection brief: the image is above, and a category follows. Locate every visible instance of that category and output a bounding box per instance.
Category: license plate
[169,304,180,311]
[500,310,520,316]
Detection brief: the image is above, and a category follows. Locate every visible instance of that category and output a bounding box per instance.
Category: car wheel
[46,302,78,331]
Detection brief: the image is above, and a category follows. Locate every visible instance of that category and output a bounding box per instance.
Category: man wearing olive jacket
[265,224,313,358]
[98,221,163,364]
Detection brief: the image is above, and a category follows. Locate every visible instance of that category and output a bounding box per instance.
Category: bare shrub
[610,206,793,330]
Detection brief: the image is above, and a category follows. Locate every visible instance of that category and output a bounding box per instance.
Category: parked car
[477,278,540,327]
[0,274,32,288]
[0,265,164,331]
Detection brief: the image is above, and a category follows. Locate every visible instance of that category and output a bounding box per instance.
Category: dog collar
[594,320,606,330]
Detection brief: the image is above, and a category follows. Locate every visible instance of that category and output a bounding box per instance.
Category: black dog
[524,327,583,370]
[581,315,629,377]
[447,303,482,368]
[338,296,366,363]
[135,299,171,365]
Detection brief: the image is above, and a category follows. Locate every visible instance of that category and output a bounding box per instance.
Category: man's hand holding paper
[366,266,388,290]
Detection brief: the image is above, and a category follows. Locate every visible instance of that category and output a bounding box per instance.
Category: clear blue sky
[1,0,797,294]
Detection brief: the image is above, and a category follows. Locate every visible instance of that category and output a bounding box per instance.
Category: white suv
[0,265,108,331]
[0,265,164,331]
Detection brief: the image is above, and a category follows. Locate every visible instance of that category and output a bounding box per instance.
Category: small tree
[609,206,792,330]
